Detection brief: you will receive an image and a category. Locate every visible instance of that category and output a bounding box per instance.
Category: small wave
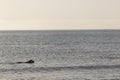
[0,64,120,72]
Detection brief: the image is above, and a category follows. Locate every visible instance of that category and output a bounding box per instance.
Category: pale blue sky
[0,0,120,30]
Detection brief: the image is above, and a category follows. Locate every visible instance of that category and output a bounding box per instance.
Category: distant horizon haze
[0,0,120,30]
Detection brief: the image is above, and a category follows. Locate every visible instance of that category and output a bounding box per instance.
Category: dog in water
[16,60,34,64]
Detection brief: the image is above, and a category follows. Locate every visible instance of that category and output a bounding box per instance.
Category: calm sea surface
[0,30,120,80]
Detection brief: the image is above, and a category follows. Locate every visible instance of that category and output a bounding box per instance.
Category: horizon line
[0,29,120,31]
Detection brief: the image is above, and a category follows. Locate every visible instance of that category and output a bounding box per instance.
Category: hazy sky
[0,0,120,30]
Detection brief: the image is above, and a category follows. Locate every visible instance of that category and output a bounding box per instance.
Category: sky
[0,0,120,30]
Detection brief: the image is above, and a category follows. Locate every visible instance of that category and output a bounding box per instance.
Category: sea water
[0,30,120,80]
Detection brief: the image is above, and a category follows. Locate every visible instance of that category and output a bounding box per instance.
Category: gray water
[0,30,120,80]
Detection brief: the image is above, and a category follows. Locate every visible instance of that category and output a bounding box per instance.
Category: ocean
[0,30,120,80]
